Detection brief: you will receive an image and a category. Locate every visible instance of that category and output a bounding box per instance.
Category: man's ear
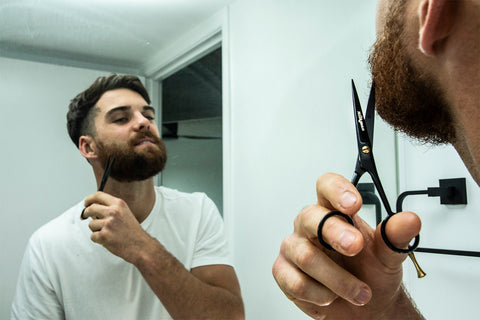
[418,0,458,56]
[78,136,98,161]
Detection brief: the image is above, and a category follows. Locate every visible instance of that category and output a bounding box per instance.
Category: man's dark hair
[67,74,151,148]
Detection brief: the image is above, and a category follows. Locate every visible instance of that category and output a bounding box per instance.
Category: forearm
[379,285,424,320]
[133,235,244,320]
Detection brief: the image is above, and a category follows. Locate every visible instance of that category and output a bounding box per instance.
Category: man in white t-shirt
[11,74,244,320]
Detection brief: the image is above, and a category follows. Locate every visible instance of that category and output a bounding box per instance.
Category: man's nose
[133,113,150,131]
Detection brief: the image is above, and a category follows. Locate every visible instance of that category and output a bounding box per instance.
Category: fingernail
[354,287,371,306]
[339,230,355,250]
[340,191,357,209]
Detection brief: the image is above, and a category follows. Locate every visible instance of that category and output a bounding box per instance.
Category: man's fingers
[81,203,108,220]
[277,234,372,306]
[88,219,104,232]
[83,192,127,220]
[316,173,363,215]
[296,205,364,256]
[84,191,115,208]
[375,211,422,269]
[272,254,338,307]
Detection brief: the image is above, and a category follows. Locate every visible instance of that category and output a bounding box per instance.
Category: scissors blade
[351,80,372,149]
[365,84,375,144]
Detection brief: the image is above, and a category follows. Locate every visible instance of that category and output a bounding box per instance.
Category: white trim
[145,78,163,187]
[141,9,224,80]
[220,7,234,256]
[143,8,234,252]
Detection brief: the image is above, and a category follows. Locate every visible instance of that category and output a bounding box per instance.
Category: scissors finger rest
[317,211,355,251]
[318,211,419,254]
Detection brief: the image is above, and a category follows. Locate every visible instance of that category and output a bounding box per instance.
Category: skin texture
[79,88,244,319]
[273,0,480,319]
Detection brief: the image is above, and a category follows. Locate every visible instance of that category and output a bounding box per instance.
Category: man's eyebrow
[143,106,155,114]
[105,105,155,118]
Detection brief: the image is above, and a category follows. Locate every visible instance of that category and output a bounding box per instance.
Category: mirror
[0,1,231,318]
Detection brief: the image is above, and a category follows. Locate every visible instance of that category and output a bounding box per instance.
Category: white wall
[399,136,480,319]
[0,57,116,319]
[227,1,389,318]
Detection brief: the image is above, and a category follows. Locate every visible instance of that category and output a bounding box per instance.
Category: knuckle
[279,237,290,255]
[116,198,128,208]
[294,206,314,229]
[90,233,100,243]
[324,215,342,230]
[295,242,317,268]
[317,172,334,183]
[271,258,282,279]
[316,172,339,187]
[106,206,121,218]
[287,277,309,299]
[103,217,113,229]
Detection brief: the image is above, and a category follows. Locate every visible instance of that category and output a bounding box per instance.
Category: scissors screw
[362,146,371,154]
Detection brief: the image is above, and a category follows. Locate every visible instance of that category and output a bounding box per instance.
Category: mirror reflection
[6,1,469,320]
[2,1,234,319]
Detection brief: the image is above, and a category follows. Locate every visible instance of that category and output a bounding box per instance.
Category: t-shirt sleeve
[190,194,233,268]
[11,233,64,320]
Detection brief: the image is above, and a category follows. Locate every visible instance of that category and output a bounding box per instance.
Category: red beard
[96,132,167,182]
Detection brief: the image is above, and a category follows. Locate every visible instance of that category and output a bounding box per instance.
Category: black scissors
[318,80,425,277]
[80,156,115,219]
[350,80,420,252]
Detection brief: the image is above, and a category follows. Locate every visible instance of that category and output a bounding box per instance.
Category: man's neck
[102,178,156,223]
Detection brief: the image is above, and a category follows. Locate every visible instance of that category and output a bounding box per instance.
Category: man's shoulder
[30,201,85,245]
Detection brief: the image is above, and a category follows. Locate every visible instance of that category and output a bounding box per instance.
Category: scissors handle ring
[80,208,87,220]
[380,215,420,254]
[317,211,355,251]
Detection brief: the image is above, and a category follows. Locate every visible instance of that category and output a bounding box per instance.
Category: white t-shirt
[11,186,232,320]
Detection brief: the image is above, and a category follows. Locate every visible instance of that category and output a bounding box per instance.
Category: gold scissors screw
[362,146,370,154]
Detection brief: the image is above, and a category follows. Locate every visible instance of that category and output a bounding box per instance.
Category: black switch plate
[439,178,467,205]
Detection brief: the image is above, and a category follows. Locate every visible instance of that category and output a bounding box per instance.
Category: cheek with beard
[96,138,167,182]
[368,2,456,145]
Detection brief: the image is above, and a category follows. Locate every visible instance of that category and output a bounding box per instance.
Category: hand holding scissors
[272,82,424,318]
[273,173,424,317]
[317,81,425,277]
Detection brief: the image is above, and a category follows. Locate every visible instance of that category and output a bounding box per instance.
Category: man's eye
[142,113,155,121]
[114,118,128,123]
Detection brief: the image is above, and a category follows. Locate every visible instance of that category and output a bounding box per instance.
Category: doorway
[160,47,223,213]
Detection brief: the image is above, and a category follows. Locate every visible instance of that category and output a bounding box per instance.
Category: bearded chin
[97,141,167,182]
[368,0,455,145]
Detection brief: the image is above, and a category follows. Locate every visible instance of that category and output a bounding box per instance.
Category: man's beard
[96,132,167,182]
[368,1,456,144]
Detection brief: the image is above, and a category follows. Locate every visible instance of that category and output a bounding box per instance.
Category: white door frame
[144,8,234,253]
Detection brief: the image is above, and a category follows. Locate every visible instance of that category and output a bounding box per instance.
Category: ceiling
[0,0,233,74]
